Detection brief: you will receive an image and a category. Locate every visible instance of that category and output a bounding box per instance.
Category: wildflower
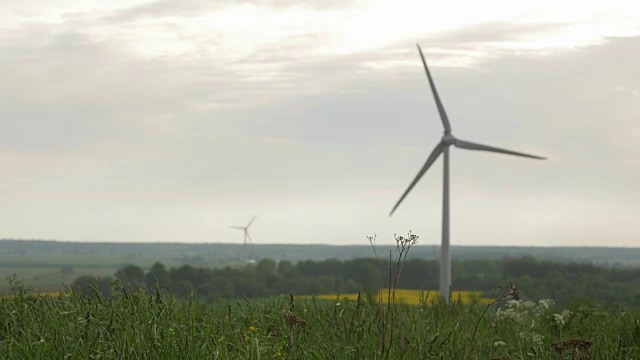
[533,333,544,345]
[519,332,544,347]
[535,299,555,316]
[538,299,554,309]
[518,300,535,310]
[553,313,565,328]
[552,309,572,330]
[277,352,282,357]
[248,326,256,332]
[495,306,524,325]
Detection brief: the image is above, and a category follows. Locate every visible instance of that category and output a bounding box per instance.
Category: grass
[3,233,639,359]
[0,284,638,359]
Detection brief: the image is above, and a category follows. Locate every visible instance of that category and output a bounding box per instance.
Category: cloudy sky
[1,0,639,246]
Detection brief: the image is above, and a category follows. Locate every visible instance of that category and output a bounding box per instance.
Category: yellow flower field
[299,289,491,305]
[0,291,61,299]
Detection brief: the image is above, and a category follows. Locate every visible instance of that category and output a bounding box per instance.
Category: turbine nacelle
[442,133,456,146]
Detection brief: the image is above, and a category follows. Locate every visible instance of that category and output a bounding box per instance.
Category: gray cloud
[0,10,638,245]
[109,0,364,23]
[426,21,571,47]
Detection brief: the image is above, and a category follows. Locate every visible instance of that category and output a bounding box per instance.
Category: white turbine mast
[389,44,546,302]
[229,215,257,246]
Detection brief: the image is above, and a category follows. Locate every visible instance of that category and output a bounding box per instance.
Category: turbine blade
[247,215,257,228]
[417,44,452,133]
[454,139,546,159]
[246,231,252,244]
[390,142,444,216]
[229,226,245,230]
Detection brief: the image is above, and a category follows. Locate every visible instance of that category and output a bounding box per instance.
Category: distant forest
[73,256,640,307]
[3,239,640,267]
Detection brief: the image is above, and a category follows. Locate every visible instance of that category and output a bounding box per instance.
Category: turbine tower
[389,44,546,302]
[229,215,256,246]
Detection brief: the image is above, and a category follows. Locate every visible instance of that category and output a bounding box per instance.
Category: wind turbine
[229,215,256,246]
[389,44,546,302]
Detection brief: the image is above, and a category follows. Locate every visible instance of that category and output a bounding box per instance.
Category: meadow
[3,239,640,359]
[1,282,638,359]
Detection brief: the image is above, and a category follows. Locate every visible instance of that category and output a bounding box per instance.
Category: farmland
[299,289,492,305]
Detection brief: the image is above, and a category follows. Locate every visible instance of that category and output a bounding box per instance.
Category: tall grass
[3,232,639,360]
[0,280,639,359]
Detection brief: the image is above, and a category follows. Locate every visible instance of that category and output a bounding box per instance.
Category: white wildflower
[520,331,544,347]
[495,307,525,326]
[531,333,544,346]
[538,299,554,309]
[553,309,572,330]
[535,299,555,316]
[518,300,536,310]
[504,299,519,309]
[553,313,565,328]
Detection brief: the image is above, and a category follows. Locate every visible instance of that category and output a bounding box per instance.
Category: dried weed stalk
[284,312,307,355]
[464,282,520,360]
[552,338,593,360]
[368,231,418,360]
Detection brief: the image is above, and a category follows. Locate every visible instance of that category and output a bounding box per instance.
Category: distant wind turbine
[389,44,546,302]
[229,216,257,246]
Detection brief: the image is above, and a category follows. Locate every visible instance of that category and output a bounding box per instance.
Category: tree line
[73,256,640,306]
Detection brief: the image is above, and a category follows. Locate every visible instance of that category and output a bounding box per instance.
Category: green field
[1,284,638,359]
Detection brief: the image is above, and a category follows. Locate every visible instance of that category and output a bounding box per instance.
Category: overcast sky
[1,0,639,246]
